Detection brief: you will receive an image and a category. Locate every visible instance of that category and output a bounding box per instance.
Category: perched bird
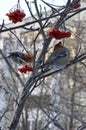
[7,51,33,64]
[45,42,70,70]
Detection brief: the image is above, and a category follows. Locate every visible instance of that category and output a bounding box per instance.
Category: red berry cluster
[6,9,26,23]
[18,65,34,73]
[48,28,71,40]
[24,54,33,62]
[72,3,81,9]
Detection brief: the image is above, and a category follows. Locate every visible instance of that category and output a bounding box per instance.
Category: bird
[45,42,70,70]
[7,51,33,64]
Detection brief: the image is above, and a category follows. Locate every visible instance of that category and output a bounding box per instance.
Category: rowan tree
[0,0,86,130]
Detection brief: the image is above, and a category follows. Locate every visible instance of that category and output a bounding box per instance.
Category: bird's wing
[50,48,67,60]
[56,48,68,56]
[7,52,20,58]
